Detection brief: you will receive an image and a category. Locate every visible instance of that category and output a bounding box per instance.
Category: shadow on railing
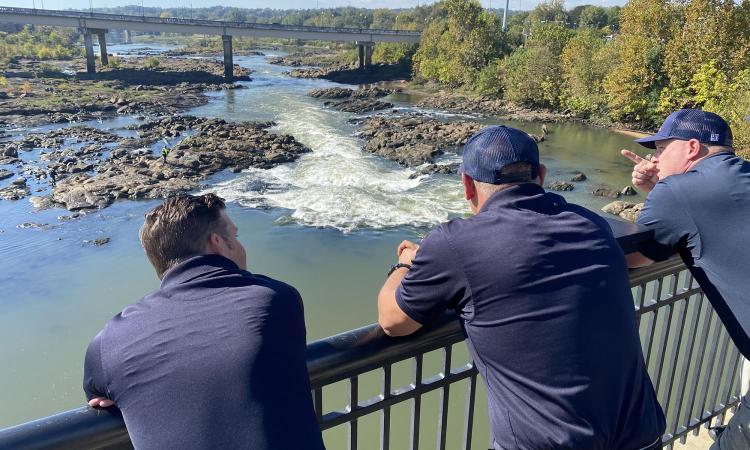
[0,221,742,450]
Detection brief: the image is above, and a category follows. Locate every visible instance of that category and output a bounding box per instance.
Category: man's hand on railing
[88,397,115,408]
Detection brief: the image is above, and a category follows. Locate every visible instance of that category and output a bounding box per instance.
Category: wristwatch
[387,263,412,277]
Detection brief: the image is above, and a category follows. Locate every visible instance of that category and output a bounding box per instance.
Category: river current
[0,45,645,437]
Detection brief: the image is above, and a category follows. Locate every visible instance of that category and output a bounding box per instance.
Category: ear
[462,173,476,201]
[537,164,547,186]
[204,232,225,256]
[686,139,703,160]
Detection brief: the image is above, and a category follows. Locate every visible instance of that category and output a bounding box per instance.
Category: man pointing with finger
[378,125,665,450]
[622,109,750,449]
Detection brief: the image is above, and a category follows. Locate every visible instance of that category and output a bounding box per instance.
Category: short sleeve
[636,182,695,262]
[83,332,109,401]
[395,226,468,325]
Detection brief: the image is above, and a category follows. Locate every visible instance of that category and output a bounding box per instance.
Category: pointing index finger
[620,149,644,164]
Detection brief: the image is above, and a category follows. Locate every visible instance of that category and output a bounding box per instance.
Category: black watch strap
[387,263,412,277]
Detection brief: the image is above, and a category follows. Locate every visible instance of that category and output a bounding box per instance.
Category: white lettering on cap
[710,133,720,141]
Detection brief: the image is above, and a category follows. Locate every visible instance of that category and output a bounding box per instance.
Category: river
[0,45,647,444]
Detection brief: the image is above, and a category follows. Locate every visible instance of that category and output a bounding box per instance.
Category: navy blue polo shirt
[637,152,750,358]
[396,184,665,450]
[83,255,325,450]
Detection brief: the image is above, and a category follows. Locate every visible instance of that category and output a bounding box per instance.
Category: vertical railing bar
[436,345,452,450]
[702,327,730,426]
[685,294,715,435]
[662,298,689,435]
[380,364,392,450]
[645,278,665,364]
[462,371,477,450]
[634,284,646,328]
[410,355,423,450]
[715,344,741,427]
[670,293,704,438]
[653,300,675,397]
[709,329,732,415]
[314,388,323,422]
[725,347,743,407]
[349,376,358,450]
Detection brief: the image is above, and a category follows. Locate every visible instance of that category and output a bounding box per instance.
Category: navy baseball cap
[461,125,540,184]
[635,109,733,149]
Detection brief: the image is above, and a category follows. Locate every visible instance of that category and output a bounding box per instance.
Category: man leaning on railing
[83,194,325,450]
[377,125,666,450]
[622,110,750,449]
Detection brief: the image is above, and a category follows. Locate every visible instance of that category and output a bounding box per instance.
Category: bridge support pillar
[222,35,233,81]
[123,30,132,44]
[96,30,109,66]
[82,31,96,74]
[365,45,373,68]
[356,41,374,69]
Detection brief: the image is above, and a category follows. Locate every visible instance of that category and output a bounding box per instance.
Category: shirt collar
[479,183,559,214]
[159,254,244,290]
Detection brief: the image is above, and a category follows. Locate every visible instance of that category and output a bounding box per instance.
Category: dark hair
[140,193,227,279]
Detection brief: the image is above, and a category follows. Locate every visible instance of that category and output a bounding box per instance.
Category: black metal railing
[0,6,422,37]
[0,223,742,449]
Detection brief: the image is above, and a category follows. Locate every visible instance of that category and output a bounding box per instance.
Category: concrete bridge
[0,6,422,80]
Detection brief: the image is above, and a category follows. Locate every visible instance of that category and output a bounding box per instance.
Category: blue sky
[6,0,625,12]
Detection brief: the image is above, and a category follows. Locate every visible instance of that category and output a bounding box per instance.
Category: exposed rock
[324,98,393,113]
[602,201,644,222]
[417,91,575,123]
[29,195,54,209]
[621,185,637,196]
[17,221,48,229]
[409,163,461,179]
[0,170,13,180]
[11,177,27,186]
[84,237,110,246]
[49,116,311,211]
[58,213,82,222]
[308,87,353,99]
[571,172,587,182]
[357,114,483,167]
[548,181,574,191]
[0,184,30,200]
[592,187,621,199]
[290,63,411,84]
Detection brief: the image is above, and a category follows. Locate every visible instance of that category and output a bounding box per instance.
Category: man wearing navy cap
[622,109,750,449]
[378,125,665,449]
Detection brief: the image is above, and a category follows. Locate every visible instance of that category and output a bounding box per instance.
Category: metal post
[222,35,233,81]
[83,30,95,74]
[96,30,108,65]
[502,0,509,31]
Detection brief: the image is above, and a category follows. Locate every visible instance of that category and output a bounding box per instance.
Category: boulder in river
[409,163,460,179]
[548,181,574,191]
[620,185,637,196]
[592,187,621,199]
[0,170,13,181]
[570,172,587,182]
[602,201,644,222]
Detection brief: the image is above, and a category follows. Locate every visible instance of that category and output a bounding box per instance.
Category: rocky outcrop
[417,91,575,123]
[602,201,644,222]
[409,163,460,179]
[324,98,393,113]
[571,172,587,182]
[592,187,621,199]
[620,185,637,196]
[357,115,483,167]
[290,63,411,84]
[49,117,310,211]
[548,181,574,191]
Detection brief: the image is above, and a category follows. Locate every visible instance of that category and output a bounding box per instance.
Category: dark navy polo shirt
[396,184,665,450]
[83,254,325,450]
[637,152,750,358]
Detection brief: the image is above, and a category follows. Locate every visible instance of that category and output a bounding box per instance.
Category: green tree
[578,6,608,28]
[603,0,675,126]
[561,29,614,116]
[503,46,562,107]
[413,0,505,87]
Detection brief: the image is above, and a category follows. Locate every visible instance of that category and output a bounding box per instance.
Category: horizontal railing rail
[0,6,422,36]
[0,221,741,450]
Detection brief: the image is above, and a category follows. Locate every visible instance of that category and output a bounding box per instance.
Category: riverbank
[0,57,251,128]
